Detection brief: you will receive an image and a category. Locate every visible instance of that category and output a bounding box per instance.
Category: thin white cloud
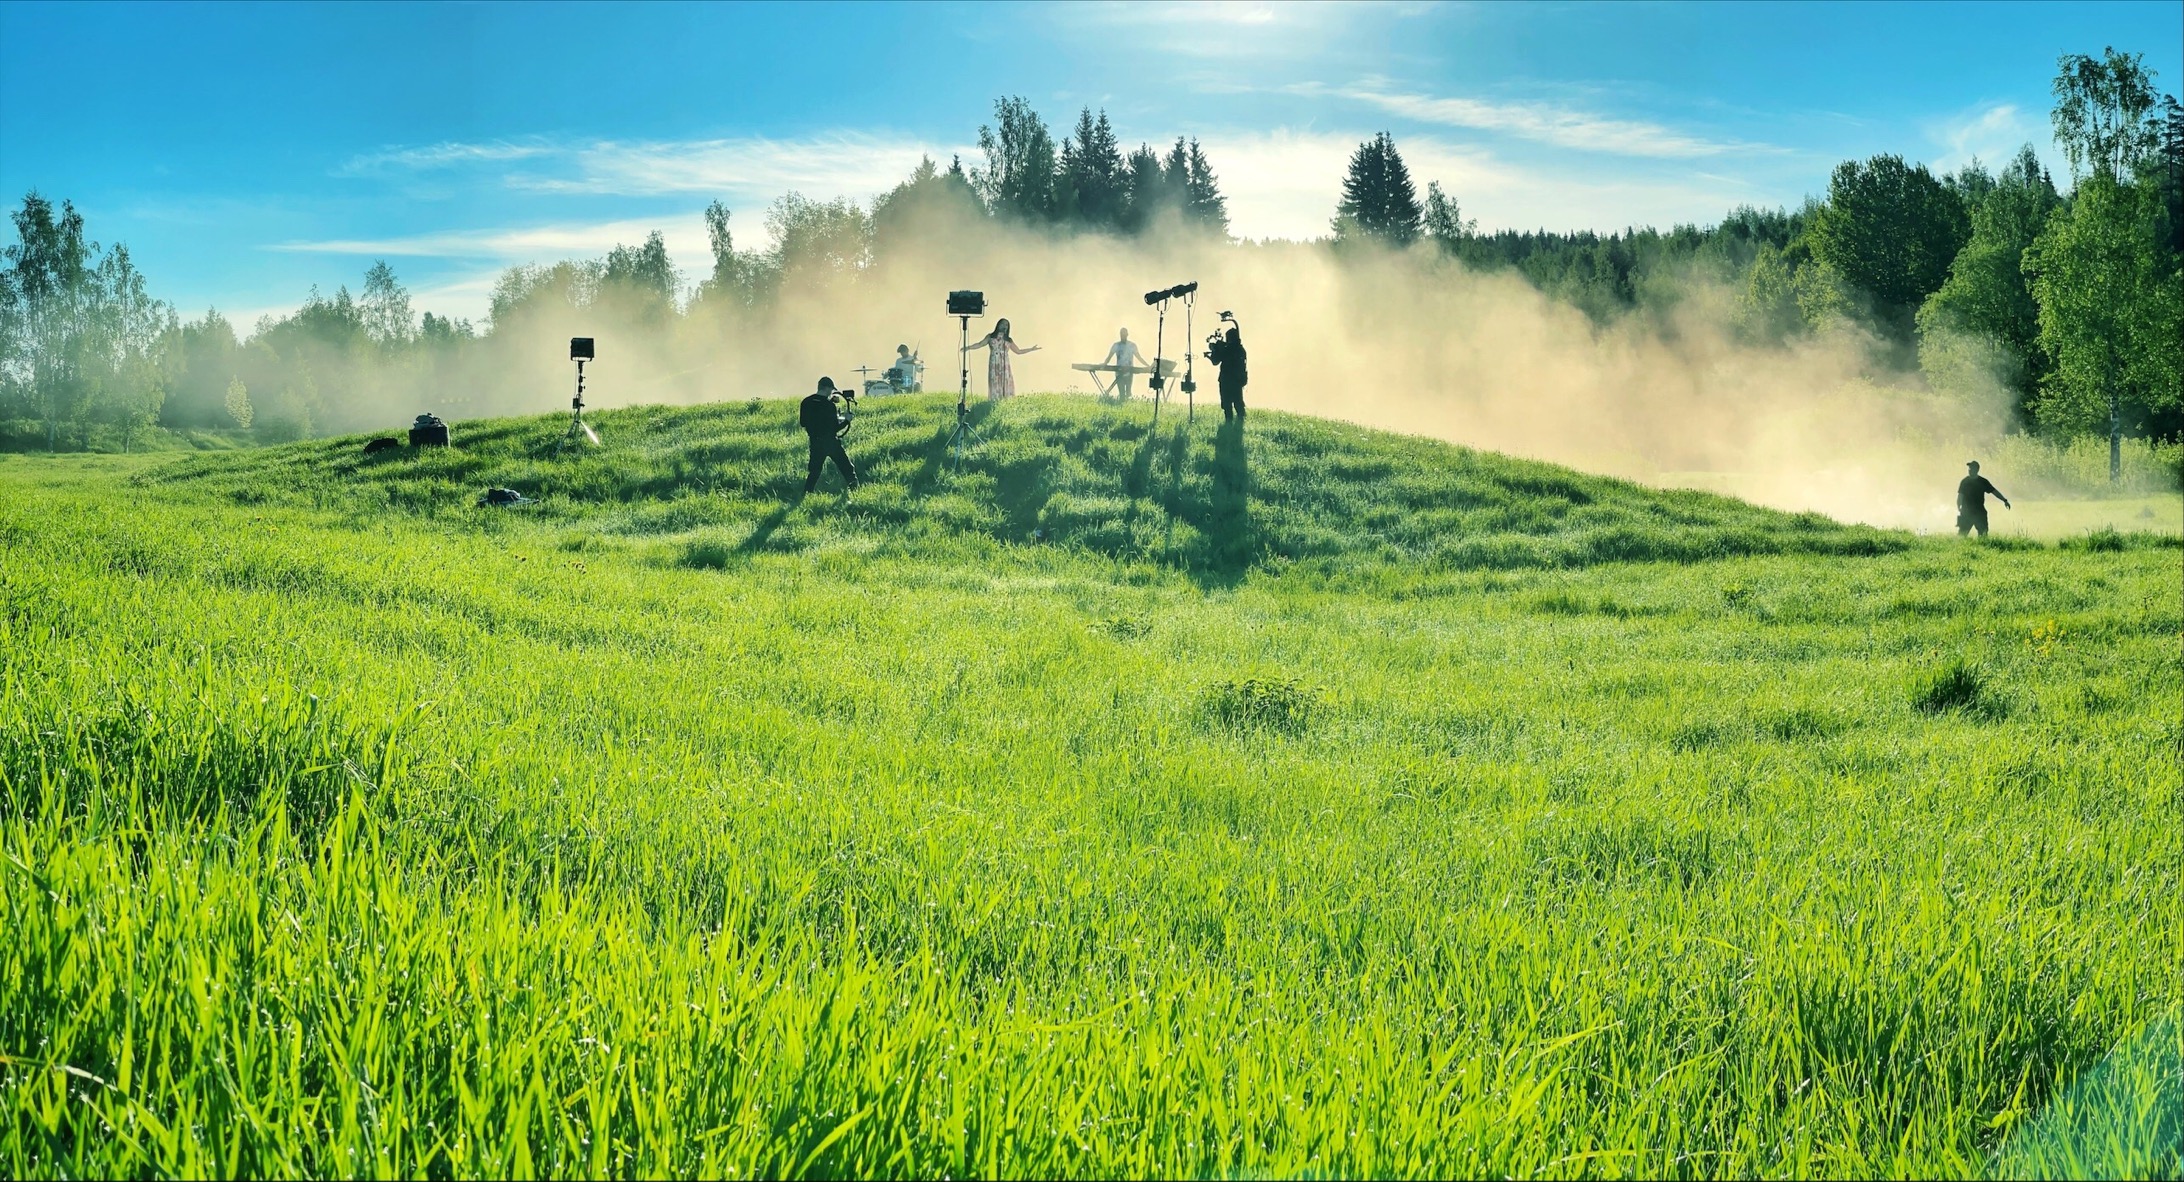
[1925,101,2046,174]
[1328,85,1773,159]
[511,134,975,200]
[269,214,705,260]
[341,141,556,174]
[268,216,719,323]
[342,132,979,205]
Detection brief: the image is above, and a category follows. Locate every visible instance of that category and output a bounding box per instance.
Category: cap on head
[1967,460,1980,472]
[818,376,836,393]
[897,344,909,354]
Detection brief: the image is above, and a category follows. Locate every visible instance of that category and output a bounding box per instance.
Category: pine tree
[1334,132,1423,246]
[1183,139,1229,237]
[1123,143,1175,232]
[1059,108,1126,231]
[1162,137,1189,198]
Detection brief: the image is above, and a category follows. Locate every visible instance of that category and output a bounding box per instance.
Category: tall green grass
[3,396,2178,1177]
[1985,432,2184,499]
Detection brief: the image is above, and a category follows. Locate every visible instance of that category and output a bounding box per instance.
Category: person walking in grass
[799,377,858,494]
[963,317,1040,401]
[1956,460,2011,537]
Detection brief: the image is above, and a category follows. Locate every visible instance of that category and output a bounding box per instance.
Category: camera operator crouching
[799,377,859,493]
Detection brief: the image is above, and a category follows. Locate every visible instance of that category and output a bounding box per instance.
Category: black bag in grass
[409,413,450,447]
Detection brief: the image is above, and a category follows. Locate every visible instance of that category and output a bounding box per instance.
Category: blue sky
[3,1,2177,326]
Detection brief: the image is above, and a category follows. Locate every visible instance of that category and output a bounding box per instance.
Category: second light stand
[1148,295,1170,429]
[1179,288,1198,424]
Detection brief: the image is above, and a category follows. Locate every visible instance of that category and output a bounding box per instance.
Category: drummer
[1102,328,1144,399]
[889,344,922,393]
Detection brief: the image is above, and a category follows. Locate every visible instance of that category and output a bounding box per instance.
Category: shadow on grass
[907,401,992,498]
[737,504,795,556]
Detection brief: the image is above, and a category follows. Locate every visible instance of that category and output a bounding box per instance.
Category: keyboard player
[1102,328,1146,399]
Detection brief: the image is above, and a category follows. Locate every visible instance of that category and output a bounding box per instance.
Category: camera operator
[799,377,859,493]
[1207,314,1248,422]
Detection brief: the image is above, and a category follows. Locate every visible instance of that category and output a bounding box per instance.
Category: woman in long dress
[963,317,1040,400]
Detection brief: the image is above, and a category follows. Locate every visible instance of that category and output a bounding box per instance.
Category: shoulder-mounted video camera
[1204,311,1239,364]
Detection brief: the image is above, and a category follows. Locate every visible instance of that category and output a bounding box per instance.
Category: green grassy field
[3,392,2179,1178]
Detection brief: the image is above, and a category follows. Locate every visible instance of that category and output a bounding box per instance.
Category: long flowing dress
[982,336,1029,400]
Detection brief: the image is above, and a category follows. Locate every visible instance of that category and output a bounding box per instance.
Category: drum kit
[851,352,923,398]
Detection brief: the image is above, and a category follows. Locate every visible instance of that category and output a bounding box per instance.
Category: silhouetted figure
[1103,328,1145,399]
[800,377,858,493]
[1956,460,2010,536]
[1208,314,1248,422]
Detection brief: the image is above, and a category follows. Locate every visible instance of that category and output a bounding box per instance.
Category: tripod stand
[563,356,599,448]
[1148,296,1170,428]
[1143,281,1198,428]
[951,312,979,470]
[1180,291,1198,424]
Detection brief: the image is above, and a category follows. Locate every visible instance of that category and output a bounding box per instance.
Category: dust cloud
[460,205,2019,533]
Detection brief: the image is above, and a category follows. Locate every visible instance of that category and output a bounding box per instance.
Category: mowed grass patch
[1,400,2179,1178]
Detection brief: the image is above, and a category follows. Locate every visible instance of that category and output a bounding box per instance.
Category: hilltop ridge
[140,393,1908,579]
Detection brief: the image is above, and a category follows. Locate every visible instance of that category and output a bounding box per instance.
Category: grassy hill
[2,395,2179,1178]
[139,393,1910,581]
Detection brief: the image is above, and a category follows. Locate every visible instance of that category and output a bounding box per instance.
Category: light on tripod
[945,291,986,471]
[1142,281,1199,423]
[564,336,600,448]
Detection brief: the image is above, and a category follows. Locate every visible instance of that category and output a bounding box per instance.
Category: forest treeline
[2,50,2179,477]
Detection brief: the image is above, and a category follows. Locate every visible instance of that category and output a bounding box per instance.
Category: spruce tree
[1183,139,1229,237]
[1334,132,1423,246]
[1123,143,1176,232]
[1059,108,1126,231]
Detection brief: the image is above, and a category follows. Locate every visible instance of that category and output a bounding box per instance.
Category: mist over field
[405,207,2006,532]
[12,57,2181,536]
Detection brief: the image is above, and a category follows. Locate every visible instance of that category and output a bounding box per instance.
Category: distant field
[3,395,2178,1178]
[2004,495,2183,539]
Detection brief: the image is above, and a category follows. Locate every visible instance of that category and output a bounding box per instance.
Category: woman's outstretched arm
[1009,340,1040,355]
